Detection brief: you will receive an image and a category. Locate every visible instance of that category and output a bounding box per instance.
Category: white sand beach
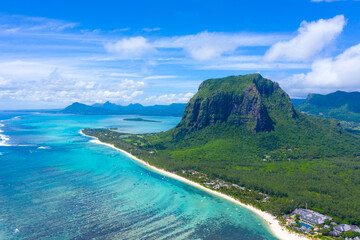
[80,130,309,240]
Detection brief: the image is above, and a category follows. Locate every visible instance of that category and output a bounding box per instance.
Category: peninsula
[83,74,360,239]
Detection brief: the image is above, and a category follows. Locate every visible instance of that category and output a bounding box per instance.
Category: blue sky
[0,0,360,109]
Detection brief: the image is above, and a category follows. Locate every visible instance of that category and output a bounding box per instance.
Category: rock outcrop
[176,74,297,133]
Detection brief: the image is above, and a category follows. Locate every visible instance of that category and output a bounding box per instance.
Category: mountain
[83,74,360,224]
[167,74,348,160]
[176,74,296,133]
[61,102,186,117]
[62,102,111,115]
[295,91,360,122]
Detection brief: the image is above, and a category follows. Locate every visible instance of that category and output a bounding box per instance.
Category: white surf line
[79,130,309,240]
[0,123,10,147]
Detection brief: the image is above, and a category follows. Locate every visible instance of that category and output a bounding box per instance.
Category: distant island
[61,102,186,117]
[83,74,360,239]
[123,117,161,123]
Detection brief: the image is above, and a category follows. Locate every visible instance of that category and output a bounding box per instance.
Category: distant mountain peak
[103,101,115,105]
[296,90,360,122]
[61,101,186,117]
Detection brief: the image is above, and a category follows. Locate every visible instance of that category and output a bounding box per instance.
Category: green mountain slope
[84,74,360,224]
[295,91,360,122]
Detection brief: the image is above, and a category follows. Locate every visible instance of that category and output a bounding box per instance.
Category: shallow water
[0,112,277,240]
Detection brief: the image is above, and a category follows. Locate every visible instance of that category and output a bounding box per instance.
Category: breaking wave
[0,123,10,146]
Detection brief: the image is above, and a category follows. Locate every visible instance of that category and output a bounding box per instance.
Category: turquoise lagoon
[0,112,277,240]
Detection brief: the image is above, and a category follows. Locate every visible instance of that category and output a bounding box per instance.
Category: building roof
[293,208,332,225]
[334,224,360,233]
[334,224,352,232]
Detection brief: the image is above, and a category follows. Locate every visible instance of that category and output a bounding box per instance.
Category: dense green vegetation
[342,231,360,238]
[83,74,360,226]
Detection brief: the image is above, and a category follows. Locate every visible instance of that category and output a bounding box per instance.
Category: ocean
[0,112,277,240]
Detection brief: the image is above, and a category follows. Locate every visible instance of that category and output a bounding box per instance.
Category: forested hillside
[84,74,360,225]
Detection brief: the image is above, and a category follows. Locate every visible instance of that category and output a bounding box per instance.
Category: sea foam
[37,146,51,149]
[0,123,10,146]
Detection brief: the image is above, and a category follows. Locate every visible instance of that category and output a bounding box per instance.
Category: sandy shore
[80,130,309,240]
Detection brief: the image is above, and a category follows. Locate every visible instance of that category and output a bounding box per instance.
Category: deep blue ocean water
[0,112,277,240]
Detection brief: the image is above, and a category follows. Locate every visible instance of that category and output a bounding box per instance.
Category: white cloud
[144,93,194,104]
[0,15,78,33]
[111,27,131,33]
[103,31,287,62]
[202,62,309,70]
[0,60,57,78]
[104,36,155,58]
[142,27,160,32]
[282,43,360,97]
[143,75,178,80]
[155,31,286,61]
[264,15,346,62]
[109,72,143,78]
[0,76,10,86]
[116,79,145,90]
[73,80,96,89]
[0,60,148,108]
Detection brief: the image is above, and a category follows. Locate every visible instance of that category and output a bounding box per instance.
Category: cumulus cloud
[142,27,160,32]
[201,62,309,70]
[104,36,155,58]
[104,31,285,61]
[155,31,286,61]
[0,76,10,86]
[0,60,57,78]
[264,15,346,62]
[116,79,145,90]
[143,75,178,80]
[0,60,148,108]
[282,43,360,97]
[110,27,131,33]
[145,93,194,104]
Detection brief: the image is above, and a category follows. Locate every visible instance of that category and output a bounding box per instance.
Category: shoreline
[80,130,309,240]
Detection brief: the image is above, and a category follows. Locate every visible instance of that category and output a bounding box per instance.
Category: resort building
[334,224,360,233]
[292,208,332,225]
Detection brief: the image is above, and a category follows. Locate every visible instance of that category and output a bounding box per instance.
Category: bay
[0,112,277,240]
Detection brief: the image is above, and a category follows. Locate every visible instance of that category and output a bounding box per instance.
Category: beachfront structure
[298,226,311,234]
[345,237,360,240]
[292,208,332,225]
[334,224,360,233]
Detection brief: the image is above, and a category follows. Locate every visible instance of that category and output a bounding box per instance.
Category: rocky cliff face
[176,74,297,133]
